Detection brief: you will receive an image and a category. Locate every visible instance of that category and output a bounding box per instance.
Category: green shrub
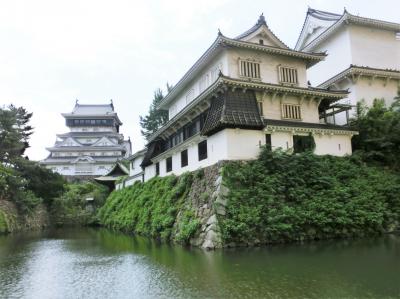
[51,182,109,226]
[0,210,8,234]
[175,209,201,244]
[97,172,193,241]
[219,149,400,244]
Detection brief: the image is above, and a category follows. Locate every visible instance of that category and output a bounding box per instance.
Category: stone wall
[171,161,229,250]
[0,199,50,234]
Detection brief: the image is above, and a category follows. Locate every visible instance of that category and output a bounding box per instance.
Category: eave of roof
[127,149,147,160]
[46,145,126,151]
[40,156,121,164]
[57,132,123,138]
[61,113,123,125]
[318,65,400,88]
[302,11,400,51]
[264,119,358,135]
[149,74,348,142]
[157,35,326,110]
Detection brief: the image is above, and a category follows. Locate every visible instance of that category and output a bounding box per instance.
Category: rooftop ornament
[257,13,266,25]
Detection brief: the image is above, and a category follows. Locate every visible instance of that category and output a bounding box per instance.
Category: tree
[351,97,400,170]
[140,84,173,139]
[13,158,66,205]
[0,105,33,163]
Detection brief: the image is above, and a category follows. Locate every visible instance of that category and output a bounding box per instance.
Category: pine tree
[140,84,172,140]
[0,105,33,163]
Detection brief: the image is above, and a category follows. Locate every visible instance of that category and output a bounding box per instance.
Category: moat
[0,228,399,299]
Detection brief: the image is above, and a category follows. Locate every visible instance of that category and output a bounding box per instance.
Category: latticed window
[278,66,298,84]
[282,104,301,120]
[239,60,261,79]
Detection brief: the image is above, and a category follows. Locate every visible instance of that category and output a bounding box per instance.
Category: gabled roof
[235,14,289,49]
[296,8,400,51]
[91,136,117,147]
[158,33,326,110]
[71,156,96,164]
[72,102,114,115]
[94,162,129,187]
[56,137,82,147]
[295,8,342,51]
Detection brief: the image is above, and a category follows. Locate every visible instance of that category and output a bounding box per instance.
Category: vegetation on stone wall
[219,149,400,245]
[0,210,8,233]
[51,182,109,227]
[97,173,201,243]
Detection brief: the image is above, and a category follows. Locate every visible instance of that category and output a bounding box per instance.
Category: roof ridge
[307,7,343,17]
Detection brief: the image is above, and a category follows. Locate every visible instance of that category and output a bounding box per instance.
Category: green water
[0,229,399,299]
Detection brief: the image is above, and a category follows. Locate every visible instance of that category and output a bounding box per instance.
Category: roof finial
[218,28,222,36]
[110,99,114,111]
[257,13,266,25]
[75,98,79,105]
[343,7,348,13]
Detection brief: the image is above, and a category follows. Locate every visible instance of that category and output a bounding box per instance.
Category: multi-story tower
[41,101,131,179]
[140,15,357,181]
[296,8,400,122]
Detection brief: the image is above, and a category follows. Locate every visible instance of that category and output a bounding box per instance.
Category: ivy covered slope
[97,173,201,243]
[219,149,400,245]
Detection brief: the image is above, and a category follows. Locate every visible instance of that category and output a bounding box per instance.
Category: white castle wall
[307,26,352,86]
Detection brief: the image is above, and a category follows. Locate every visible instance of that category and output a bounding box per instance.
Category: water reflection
[0,228,399,299]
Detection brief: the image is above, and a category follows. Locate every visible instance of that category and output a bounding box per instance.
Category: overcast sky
[1,0,399,160]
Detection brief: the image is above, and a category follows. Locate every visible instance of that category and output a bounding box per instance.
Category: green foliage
[0,210,8,234]
[98,172,195,242]
[139,84,172,139]
[51,182,109,226]
[0,105,33,162]
[175,209,201,244]
[351,98,400,170]
[219,149,400,245]
[0,163,40,212]
[13,158,65,205]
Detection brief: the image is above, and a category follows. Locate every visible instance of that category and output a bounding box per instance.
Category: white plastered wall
[226,48,309,87]
[168,52,228,118]
[349,25,400,70]
[260,93,320,123]
[307,27,353,86]
[314,134,352,156]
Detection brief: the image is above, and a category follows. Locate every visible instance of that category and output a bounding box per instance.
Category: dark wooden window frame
[198,140,208,161]
[181,149,188,167]
[166,157,172,172]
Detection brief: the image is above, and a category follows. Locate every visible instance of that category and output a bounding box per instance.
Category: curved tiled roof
[318,65,400,88]
[201,90,264,136]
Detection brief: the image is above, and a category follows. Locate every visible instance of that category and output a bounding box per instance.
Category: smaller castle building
[41,101,131,178]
